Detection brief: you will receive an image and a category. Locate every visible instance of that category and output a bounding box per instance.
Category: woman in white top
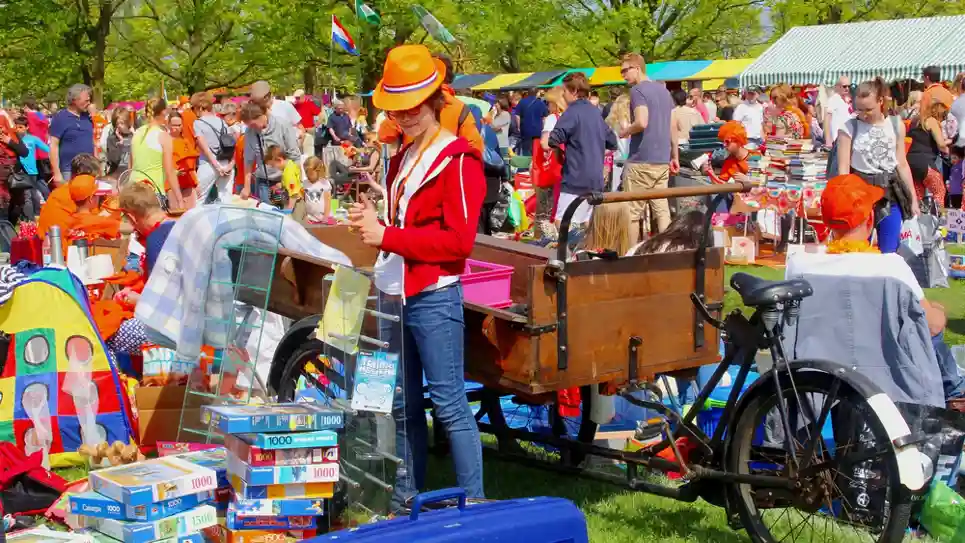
[836,77,918,253]
[491,97,512,153]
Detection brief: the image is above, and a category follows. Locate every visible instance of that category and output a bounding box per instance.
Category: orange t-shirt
[719,150,760,181]
[171,137,200,190]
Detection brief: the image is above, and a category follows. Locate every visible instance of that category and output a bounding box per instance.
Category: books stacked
[786,155,828,184]
[69,456,220,542]
[746,153,769,185]
[200,403,344,542]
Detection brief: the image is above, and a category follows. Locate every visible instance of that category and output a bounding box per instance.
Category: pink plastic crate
[461,259,513,309]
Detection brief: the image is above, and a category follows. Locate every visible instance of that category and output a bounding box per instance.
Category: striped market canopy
[741,15,965,88]
[589,66,623,86]
[451,73,496,90]
[504,70,568,90]
[472,73,534,90]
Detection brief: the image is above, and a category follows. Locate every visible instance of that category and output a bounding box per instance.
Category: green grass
[50,261,962,542]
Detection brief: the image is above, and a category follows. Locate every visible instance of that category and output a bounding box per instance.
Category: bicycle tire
[726,369,911,543]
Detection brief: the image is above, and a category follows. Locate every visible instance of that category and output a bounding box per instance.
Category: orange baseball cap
[69,175,98,202]
[717,121,748,146]
[821,174,885,231]
[373,45,442,112]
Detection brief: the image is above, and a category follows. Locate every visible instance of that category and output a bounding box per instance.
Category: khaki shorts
[623,163,670,228]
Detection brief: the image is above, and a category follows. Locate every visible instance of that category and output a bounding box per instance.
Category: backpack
[0,442,68,515]
[201,119,235,161]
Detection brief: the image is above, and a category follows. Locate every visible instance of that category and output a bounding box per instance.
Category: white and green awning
[741,15,965,88]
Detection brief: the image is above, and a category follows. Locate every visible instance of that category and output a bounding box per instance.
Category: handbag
[532,140,563,188]
[8,167,33,190]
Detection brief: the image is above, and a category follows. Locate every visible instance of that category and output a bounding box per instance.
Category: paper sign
[947,210,965,234]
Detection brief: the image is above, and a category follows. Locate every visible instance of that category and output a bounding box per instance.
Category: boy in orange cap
[702,120,758,184]
[785,174,965,402]
[38,154,101,240]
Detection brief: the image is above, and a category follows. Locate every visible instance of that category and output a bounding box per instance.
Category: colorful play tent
[450,58,755,90]
[0,268,135,467]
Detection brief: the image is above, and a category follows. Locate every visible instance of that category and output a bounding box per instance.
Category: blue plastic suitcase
[304,488,589,543]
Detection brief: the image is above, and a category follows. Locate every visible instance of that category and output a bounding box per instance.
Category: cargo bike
[253,183,930,543]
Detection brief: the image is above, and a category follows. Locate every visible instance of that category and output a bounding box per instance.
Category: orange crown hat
[373,45,443,112]
[717,120,748,146]
[821,174,885,231]
[69,175,98,202]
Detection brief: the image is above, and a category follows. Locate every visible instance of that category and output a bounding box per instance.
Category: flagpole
[329,15,335,90]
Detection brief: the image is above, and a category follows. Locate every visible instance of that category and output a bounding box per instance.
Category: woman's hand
[350,194,384,247]
[732,172,750,184]
[911,199,922,217]
[240,186,251,200]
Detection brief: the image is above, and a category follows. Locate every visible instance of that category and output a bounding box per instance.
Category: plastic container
[303,488,589,543]
[461,259,513,309]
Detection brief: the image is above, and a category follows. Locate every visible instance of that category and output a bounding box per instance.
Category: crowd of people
[0,44,962,521]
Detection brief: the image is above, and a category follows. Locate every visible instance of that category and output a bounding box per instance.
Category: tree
[766,0,965,34]
[0,0,129,105]
[113,0,271,94]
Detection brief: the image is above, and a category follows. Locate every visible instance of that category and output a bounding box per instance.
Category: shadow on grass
[594,506,749,543]
[946,318,965,339]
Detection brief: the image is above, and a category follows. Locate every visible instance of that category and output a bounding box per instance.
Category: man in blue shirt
[514,89,548,156]
[549,73,618,225]
[326,100,353,145]
[49,83,95,186]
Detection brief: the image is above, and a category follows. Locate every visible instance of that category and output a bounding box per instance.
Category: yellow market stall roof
[472,73,533,91]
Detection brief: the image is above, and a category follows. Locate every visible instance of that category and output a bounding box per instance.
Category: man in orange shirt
[179,95,200,157]
[377,54,483,153]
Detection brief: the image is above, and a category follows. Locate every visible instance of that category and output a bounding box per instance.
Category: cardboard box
[135,385,200,447]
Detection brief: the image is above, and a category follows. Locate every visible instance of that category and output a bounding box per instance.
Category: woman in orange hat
[349,43,486,509]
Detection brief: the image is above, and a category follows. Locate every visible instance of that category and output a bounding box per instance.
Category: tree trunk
[304,64,316,95]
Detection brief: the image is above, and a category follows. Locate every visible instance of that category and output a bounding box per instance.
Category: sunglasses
[387,105,423,119]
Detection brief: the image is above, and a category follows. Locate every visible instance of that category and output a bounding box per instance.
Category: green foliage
[4,0,965,104]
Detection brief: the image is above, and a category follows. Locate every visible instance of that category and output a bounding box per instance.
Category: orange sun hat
[821,174,885,231]
[373,44,443,112]
[69,174,98,201]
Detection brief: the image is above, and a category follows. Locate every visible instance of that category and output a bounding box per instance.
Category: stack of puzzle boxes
[68,455,220,543]
[200,403,344,543]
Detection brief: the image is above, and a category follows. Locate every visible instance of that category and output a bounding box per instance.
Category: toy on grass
[78,440,145,467]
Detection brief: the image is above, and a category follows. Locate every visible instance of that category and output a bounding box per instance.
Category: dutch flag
[331,15,359,56]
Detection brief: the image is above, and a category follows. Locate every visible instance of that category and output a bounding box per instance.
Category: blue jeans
[933,332,965,400]
[255,179,271,204]
[876,202,903,253]
[384,284,484,510]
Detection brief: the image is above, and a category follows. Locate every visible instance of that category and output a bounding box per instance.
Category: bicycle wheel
[727,369,910,543]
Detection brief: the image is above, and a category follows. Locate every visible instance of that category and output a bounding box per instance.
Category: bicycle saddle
[730,272,813,307]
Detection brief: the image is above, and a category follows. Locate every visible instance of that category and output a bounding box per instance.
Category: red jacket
[381,136,485,298]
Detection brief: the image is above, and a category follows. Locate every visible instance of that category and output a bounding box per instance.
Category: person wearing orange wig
[702,121,758,184]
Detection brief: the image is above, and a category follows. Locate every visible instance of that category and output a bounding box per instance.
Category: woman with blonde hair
[907,87,953,209]
[605,93,631,190]
[763,84,809,139]
[575,202,631,258]
[533,86,567,239]
[903,90,922,120]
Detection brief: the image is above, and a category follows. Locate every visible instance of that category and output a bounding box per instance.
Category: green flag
[412,5,456,44]
[355,0,381,26]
